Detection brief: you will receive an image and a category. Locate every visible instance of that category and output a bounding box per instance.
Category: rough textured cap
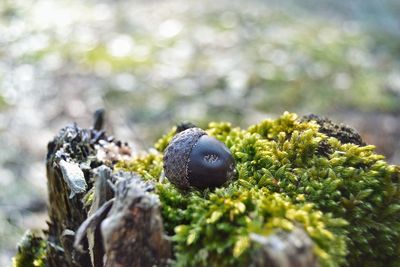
[163,128,206,189]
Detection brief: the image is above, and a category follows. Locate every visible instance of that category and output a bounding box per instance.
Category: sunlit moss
[116,112,400,267]
[154,126,177,152]
[12,231,46,267]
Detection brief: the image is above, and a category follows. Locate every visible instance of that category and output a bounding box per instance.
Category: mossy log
[38,112,320,267]
[15,112,400,267]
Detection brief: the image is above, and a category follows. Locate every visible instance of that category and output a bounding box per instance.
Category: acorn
[163,127,236,190]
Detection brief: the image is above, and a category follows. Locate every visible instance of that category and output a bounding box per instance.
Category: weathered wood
[84,166,115,267]
[101,172,171,267]
[46,123,100,267]
[45,121,172,267]
[74,199,114,265]
[250,227,319,267]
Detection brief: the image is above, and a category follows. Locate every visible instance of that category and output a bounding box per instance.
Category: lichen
[12,231,47,267]
[116,112,400,267]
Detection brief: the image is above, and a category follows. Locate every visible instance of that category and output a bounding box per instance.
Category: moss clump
[116,112,400,267]
[12,231,47,267]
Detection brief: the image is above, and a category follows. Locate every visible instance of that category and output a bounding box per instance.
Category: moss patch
[116,112,400,267]
[12,231,46,267]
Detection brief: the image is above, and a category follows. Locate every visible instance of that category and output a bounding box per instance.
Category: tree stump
[19,112,353,267]
[41,114,319,267]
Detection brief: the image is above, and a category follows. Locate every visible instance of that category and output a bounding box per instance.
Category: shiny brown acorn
[163,127,236,190]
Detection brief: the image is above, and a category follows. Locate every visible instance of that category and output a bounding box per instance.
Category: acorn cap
[163,127,207,189]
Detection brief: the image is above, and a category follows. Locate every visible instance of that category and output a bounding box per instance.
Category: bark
[100,172,171,267]
[45,116,171,267]
[46,124,94,267]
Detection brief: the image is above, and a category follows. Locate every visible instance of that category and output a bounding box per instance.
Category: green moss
[154,126,178,152]
[116,112,400,267]
[83,188,94,208]
[12,231,47,267]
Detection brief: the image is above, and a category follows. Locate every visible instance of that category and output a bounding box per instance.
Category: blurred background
[1,0,400,265]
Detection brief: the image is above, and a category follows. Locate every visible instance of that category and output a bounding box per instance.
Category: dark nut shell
[163,127,236,190]
[188,135,235,189]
